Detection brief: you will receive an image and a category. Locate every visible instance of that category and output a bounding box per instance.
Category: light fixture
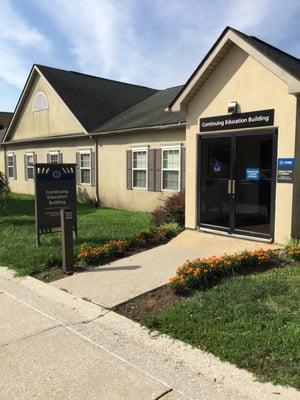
[227,101,238,114]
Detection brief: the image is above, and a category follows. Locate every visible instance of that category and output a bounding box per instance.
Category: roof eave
[170,28,300,112]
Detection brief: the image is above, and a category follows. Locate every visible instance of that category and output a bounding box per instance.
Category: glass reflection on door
[200,137,232,228]
[234,134,273,235]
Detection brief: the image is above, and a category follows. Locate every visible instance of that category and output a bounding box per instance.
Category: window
[162,146,180,191]
[32,91,48,112]
[80,151,91,184]
[26,153,35,180]
[7,153,14,178]
[132,148,147,189]
[49,151,59,164]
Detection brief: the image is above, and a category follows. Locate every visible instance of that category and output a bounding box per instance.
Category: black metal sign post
[60,208,74,272]
[34,163,77,247]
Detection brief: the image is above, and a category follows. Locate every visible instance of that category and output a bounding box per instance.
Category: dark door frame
[197,128,277,241]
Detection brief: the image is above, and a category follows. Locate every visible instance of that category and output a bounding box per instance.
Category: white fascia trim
[3,66,37,143]
[170,29,300,111]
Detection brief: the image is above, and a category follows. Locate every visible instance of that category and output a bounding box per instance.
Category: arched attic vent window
[32,91,48,112]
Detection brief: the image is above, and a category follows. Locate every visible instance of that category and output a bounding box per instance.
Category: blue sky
[1,0,300,111]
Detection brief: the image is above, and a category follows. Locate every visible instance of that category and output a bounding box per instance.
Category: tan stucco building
[1,65,186,210]
[2,26,300,244]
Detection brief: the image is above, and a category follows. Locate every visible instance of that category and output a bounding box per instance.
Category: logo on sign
[213,160,221,172]
[52,170,62,179]
[278,158,295,169]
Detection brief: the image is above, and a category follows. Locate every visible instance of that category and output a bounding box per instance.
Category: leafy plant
[78,223,181,265]
[152,191,185,226]
[0,171,10,212]
[169,248,284,294]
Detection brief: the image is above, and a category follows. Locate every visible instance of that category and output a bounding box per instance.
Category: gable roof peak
[170,26,300,111]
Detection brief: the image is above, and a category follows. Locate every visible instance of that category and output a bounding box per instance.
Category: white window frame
[26,153,35,180]
[32,91,48,112]
[7,152,15,179]
[79,149,91,185]
[161,145,181,192]
[132,147,148,190]
[49,151,59,164]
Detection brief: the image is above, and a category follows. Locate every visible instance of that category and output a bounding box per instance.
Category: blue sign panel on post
[277,158,295,169]
[246,168,260,181]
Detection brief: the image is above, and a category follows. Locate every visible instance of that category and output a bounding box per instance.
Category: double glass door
[199,131,275,238]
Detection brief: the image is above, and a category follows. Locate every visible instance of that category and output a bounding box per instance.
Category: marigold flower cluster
[286,246,300,260]
[78,226,177,265]
[169,248,281,294]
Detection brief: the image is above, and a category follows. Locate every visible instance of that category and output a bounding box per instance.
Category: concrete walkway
[51,230,279,307]
[1,267,298,400]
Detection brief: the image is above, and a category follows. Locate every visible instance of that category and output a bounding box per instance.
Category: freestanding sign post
[34,163,77,247]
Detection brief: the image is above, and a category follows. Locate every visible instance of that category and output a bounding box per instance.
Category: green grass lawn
[145,266,300,389]
[0,194,150,277]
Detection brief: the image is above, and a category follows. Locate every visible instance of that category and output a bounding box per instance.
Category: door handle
[232,180,236,195]
[227,180,232,194]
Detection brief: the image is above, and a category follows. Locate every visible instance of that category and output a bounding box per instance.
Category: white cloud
[0,0,48,47]
[0,0,52,110]
[2,0,300,110]
[35,0,300,90]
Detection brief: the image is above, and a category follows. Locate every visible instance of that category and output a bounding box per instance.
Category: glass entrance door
[199,131,275,238]
[200,136,232,230]
[234,134,274,236]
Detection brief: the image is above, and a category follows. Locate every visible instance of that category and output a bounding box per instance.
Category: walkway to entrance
[51,230,279,308]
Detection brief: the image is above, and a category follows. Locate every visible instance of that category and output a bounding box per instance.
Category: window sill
[132,187,148,191]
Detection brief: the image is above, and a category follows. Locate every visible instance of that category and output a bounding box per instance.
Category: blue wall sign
[277,158,295,169]
[213,160,221,172]
[277,158,295,183]
[246,168,260,181]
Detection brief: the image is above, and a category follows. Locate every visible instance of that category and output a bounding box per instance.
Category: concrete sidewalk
[51,230,279,307]
[1,267,298,400]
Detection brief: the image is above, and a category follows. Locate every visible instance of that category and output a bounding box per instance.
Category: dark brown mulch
[114,284,184,322]
[115,263,286,322]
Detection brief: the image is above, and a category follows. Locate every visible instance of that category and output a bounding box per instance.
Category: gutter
[3,132,88,146]
[92,135,100,206]
[90,121,186,137]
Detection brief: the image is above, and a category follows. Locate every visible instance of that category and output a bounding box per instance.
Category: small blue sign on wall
[213,160,221,172]
[246,168,260,181]
[278,158,295,169]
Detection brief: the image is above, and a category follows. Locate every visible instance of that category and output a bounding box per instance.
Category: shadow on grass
[1,218,35,226]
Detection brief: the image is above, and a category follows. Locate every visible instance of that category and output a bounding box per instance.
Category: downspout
[3,144,7,177]
[92,135,100,206]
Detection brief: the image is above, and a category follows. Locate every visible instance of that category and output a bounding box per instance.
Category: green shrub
[151,191,185,227]
[0,171,10,212]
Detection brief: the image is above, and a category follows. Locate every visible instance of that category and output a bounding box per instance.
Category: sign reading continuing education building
[199,109,274,132]
[35,163,77,245]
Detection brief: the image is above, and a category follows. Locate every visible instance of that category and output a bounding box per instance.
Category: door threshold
[198,227,273,243]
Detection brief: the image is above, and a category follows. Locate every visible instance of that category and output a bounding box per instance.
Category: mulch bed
[114,284,184,322]
[115,263,283,322]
